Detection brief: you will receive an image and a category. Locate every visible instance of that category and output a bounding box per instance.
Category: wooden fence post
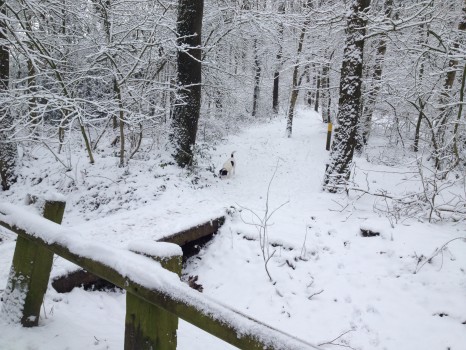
[2,196,66,327]
[125,242,182,350]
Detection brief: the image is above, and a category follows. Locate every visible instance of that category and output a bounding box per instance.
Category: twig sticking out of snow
[414,237,466,274]
[238,160,289,282]
[307,289,324,300]
[318,329,356,349]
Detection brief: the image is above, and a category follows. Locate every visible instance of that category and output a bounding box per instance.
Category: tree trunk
[412,9,431,154]
[0,0,17,191]
[113,79,125,167]
[356,0,393,154]
[286,2,311,137]
[272,2,285,114]
[170,0,204,167]
[92,0,118,130]
[413,98,424,153]
[27,59,38,134]
[252,39,261,117]
[435,0,466,170]
[304,65,313,107]
[314,73,321,113]
[453,63,466,163]
[323,0,370,192]
[321,51,334,124]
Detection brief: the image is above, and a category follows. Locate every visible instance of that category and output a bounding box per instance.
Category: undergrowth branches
[238,161,288,282]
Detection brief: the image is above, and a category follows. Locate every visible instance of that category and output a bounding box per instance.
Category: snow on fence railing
[0,200,321,350]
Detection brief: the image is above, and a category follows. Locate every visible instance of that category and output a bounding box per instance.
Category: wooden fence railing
[0,199,321,350]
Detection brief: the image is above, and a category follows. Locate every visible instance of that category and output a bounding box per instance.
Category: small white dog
[219,151,236,179]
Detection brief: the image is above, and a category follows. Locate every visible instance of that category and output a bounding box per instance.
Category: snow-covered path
[67,108,330,247]
[1,109,465,350]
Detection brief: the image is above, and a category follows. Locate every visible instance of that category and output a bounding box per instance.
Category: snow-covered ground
[1,109,465,349]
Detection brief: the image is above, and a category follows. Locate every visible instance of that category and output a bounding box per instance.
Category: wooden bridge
[0,197,321,350]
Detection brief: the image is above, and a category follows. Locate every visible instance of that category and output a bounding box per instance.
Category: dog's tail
[231,151,236,158]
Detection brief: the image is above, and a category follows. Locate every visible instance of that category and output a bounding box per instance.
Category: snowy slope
[0,109,465,350]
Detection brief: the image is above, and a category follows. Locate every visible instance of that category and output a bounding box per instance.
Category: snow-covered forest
[1,0,465,349]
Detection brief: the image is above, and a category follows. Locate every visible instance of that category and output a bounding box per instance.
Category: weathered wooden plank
[2,199,65,327]
[125,243,182,350]
[51,269,117,293]
[51,216,225,293]
[160,216,225,246]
